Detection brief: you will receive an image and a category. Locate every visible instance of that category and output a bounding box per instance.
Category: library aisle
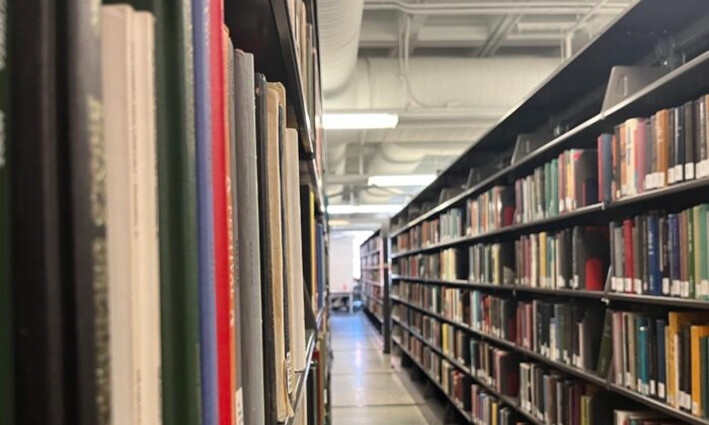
[330,312,430,425]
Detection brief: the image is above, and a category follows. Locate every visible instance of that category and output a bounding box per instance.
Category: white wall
[328,234,355,293]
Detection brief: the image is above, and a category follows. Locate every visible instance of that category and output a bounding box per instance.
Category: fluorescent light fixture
[327,204,403,215]
[323,113,399,130]
[368,174,436,187]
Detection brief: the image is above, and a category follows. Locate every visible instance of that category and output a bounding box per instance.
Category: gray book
[234,50,265,425]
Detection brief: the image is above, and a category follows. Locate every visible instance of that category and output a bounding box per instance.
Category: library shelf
[608,384,709,425]
[360,265,381,271]
[361,248,381,257]
[606,292,709,309]
[283,329,317,425]
[391,338,474,424]
[392,316,545,425]
[392,274,605,299]
[390,5,709,238]
[362,292,383,305]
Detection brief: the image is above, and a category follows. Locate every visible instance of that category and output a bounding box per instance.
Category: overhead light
[323,113,399,130]
[327,204,403,215]
[368,174,437,187]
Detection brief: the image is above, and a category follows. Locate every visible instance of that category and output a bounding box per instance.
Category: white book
[284,128,306,372]
[103,6,140,425]
[133,11,161,425]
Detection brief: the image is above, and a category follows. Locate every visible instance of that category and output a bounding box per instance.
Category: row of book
[466,186,516,237]
[1,2,326,425]
[610,309,709,418]
[518,362,609,425]
[393,248,462,280]
[514,149,598,224]
[471,291,517,342]
[471,386,519,425]
[609,205,709,299]
[394,305,686,425]
[598,97,709,203]
[517,301,605,373]
[396,281,467,322]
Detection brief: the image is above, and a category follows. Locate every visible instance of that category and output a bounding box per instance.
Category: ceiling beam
[477,14,523,57]
[363,1,629,16]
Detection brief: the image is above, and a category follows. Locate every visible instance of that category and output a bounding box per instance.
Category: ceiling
[317,0,633,231]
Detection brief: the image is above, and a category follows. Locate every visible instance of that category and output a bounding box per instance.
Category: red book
[623,219,634,293]
[209,1,233,424]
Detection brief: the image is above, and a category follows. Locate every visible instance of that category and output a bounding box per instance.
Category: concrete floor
[330,312,439,425]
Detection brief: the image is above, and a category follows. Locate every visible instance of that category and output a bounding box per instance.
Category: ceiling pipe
[363,1,628,16]
[318,0,365,92]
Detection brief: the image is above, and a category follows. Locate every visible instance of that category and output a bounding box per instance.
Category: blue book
[192,0,218,424]
[647,214,661,295]
[638,325,648,395]
[656,319,667,401]
[598,133,613,202]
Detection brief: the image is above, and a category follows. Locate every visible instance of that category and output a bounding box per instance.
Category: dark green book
[115,0,204,423]
[595,309,613,378]
[0,0,13,423]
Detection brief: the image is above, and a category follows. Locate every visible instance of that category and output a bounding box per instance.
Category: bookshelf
[359,225,391,353]
[3,0,329,425]
[226,0,330,423]
[388,1,709,424]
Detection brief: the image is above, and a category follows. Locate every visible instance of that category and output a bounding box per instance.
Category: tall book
[146,0,203,422]
[192,0,219,422]
[223,33,242,425]
[102,6,161,424]
[255,74,278,425]
[0,0,13,423]
[300,185,317,313]
[234,50,266,425]
[208,0,233,422]
[284,128,307,372]
[10,1,69,423]
[272,83,295,402]
[58,0,111,423]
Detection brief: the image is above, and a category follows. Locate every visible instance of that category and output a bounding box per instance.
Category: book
[60,0,111,423]
[0,0,12,422]
[102,6,161,423]
[596,310,613,379]
[145,0,204,422]
[223,33,242,425]
[233,50,265,425]
[191,0,219,422]
[284,128,307,372]
[9,0,70,422]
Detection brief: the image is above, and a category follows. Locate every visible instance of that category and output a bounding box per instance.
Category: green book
[595,309,613,378]
[0,0,13,423]
[688,209,695,299]
[551,158,559,216]
[118,0,203,423]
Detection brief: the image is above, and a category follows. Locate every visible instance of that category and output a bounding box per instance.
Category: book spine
[0,0,13,422]
[192,0,219,422]
[60,1,110,423]
[154,0,203,423]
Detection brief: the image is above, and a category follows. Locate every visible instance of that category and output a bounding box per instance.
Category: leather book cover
[234,50,265,425]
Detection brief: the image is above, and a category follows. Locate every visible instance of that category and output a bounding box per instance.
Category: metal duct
[317,0,365,93]
[325,56,561,111]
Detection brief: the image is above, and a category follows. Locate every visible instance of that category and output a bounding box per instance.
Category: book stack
[470,291,516,341]
[597,97,709,203]
[514,149,598,224]
[471,386,518,425]
[609,204,709,299]
[519,362,611,424]
[4,1,325,424]
[516,301,605,371]
[465,186,516,236]
[516,226,609,291]
[469,242,516,285]
[440,207,465,242]
[395,248,463,280]
[611,310,709,417]
[442,361,472,412]
[442,287,468,323]
[612,410,675,425]
[470,340,519,397]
